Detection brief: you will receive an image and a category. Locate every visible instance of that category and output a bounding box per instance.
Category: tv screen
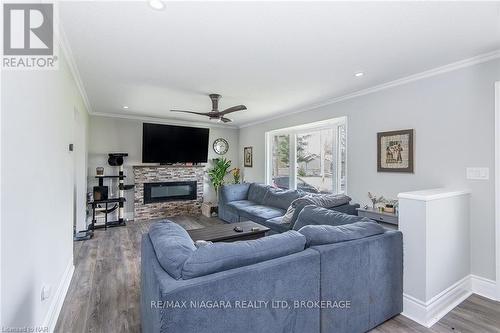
[142,123,210,163]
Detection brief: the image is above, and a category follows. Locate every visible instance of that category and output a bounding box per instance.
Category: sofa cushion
[299,222,385,246]
[293,205,372,231]
[148,220,195,279]
[220,183,250,203]
[263,188,303,210]
[247,183,270,205]
[226,200,257,211]
[182,230,306,279]
[237,205,285,224]
[259,216,292,233]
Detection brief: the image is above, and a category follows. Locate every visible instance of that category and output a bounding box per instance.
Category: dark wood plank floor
[55,216,500,333]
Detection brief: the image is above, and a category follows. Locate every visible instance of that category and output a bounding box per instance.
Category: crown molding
[91,111,239,130]
[57,23,93,115]
[239,49,500,129]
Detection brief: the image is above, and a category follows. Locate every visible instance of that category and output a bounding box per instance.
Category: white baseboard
[402,275,472,328]
[471,275,498,300]
[402,274,498,328]
[43,258,74,332]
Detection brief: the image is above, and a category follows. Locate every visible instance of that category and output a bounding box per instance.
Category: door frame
[495,81,500,300]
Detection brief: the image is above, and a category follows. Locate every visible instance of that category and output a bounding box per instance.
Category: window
[266,117,347,194]
[271,134,291,189]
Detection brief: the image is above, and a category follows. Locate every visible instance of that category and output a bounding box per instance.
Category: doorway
[495,81,500,300]
[73,107,87,235]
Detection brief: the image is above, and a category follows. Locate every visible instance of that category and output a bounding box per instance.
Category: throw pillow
[282,193,352,226]
[293,205,372,231]
[282,204,296,224]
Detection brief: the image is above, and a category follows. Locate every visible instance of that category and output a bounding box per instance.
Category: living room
[1,1,500,332]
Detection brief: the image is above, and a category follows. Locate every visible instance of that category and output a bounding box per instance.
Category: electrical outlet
[41,285,51,301]
[466,167,489,180]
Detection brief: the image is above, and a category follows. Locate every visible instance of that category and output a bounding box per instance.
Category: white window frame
[265,116,348,194]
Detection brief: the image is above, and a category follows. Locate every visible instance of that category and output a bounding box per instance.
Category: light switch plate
[466,167,489,180]
[41,285,51,301]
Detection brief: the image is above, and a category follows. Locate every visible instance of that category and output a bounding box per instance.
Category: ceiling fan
[170,94,246,123]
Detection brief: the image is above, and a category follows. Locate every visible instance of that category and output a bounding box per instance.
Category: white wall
[1,54,89,328]
[87,115,239,222]
[239,59,500,281]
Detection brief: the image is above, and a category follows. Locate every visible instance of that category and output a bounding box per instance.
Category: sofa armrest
[311,230,403,333]
[141,234,320,333]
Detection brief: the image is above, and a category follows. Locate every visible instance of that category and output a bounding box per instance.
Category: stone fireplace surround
[133,165,204,221]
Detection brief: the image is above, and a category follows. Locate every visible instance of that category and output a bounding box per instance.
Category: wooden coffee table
[187,221,270,243]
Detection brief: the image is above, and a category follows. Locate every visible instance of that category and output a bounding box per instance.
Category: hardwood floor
[55,216,500,333]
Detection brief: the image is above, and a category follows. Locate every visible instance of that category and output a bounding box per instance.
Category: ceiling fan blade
[170,110,210,116]
[220,117,232,123]
[220,105,247,115]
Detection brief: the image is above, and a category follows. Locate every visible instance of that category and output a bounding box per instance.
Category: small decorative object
[384,204,395,214]
[385,199,398,214]
[377,129,414,173]
[251,227,260,232]
[368,192,385,209]
[231,167,241,184]
[244,146,253,167]
[207,157,232,202]
[213,138,229,155]
[194,240,213,248]
[96,167,104,176]
[201,202,218,217]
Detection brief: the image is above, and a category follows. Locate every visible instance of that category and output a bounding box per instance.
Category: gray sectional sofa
[218,182,360,233]
[141,205,403,333]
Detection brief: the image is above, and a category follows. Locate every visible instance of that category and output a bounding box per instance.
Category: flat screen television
[142,123,210,163]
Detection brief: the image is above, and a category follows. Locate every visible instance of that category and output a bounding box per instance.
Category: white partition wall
[398,189,471,327]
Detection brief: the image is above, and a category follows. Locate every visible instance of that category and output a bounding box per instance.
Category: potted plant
[231,167,241,184]
[368,192,386,209]
[207,157,232,202]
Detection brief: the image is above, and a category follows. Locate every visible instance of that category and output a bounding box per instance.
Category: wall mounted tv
[142,123,210,164]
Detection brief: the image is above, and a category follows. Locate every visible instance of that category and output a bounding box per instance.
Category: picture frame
[377,129,414,173]
[244,146,253,167]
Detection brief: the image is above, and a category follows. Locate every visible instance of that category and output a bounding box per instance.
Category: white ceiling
[60,1,500,127]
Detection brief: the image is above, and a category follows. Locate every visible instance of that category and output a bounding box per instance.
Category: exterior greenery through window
[266,117,347,194]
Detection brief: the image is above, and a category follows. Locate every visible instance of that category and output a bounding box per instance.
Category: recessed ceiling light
[122,106,129,109]
[149,0,165,10]
[354,72,364,77]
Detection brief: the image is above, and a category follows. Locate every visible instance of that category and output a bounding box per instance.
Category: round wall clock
[213,138,229,155]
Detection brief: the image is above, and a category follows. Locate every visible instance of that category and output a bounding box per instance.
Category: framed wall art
[377,129,414,173]
[244,146,253,167]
